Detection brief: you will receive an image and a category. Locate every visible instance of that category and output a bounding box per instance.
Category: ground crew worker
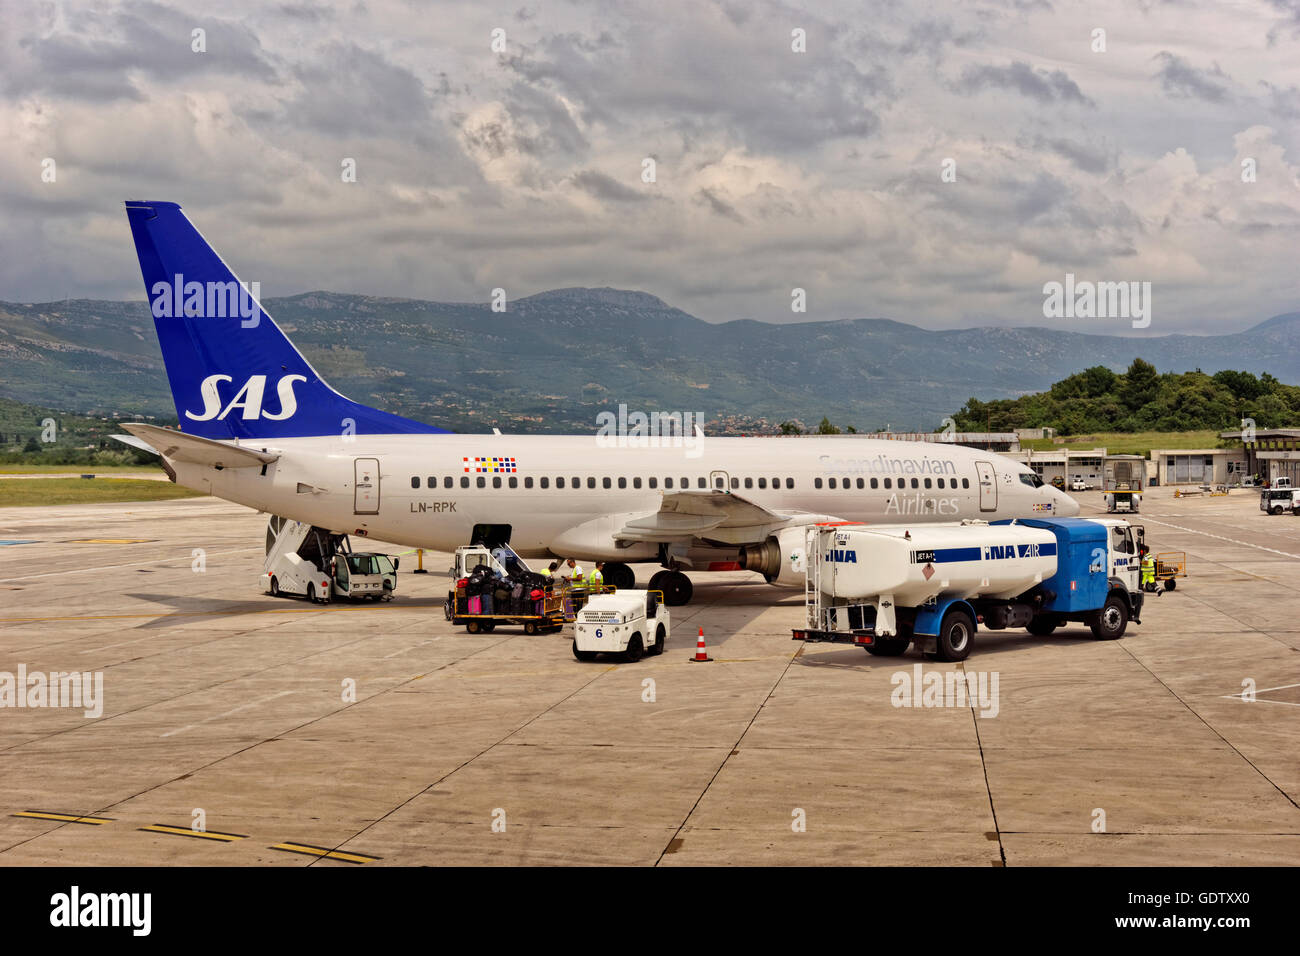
[1140,553,1160,594]
[587,561,605,592]
[565,557,584,582]
[545,561,558,578]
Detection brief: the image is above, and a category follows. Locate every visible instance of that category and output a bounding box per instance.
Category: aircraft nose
[1055,491,1081,516]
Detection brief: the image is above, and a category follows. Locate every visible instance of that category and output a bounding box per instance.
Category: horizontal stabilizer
[118,422,279,469]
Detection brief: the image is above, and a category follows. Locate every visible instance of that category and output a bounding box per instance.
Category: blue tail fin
[124,200,447,440]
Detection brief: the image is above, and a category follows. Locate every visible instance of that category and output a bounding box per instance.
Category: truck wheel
[624,633,644,663]
[480,621,496,633]
[572,640,597,662]
[1026,617,1057,637]
[269,576,280,597]
[935,609,975,662]
[651,624,666,655]
[307,583,318,604]
[1089,594,1128,640]
[444,601,453,621]
[661,572,693,606]
[466,620,482,634]
[865,636,910,656]
[524,620,539,635]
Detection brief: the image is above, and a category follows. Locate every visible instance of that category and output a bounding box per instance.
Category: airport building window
[508,476,517,488]
[815,478,823,489]
[477,476,486,488]
[617,477,626,489]
[524,477,533,489]
[411,477,420,489]
[444,476,453,489]
[540,477,548,489]
[871,478,878,489]
[460,476,469,488]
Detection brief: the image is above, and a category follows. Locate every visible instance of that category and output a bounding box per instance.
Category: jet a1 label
[185,374,306,421]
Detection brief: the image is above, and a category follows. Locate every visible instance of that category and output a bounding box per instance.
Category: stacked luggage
[455,564,550,617]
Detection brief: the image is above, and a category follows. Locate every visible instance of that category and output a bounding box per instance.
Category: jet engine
[739,526,811,586]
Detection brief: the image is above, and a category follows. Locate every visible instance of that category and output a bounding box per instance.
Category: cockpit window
[1019,473,1045,488]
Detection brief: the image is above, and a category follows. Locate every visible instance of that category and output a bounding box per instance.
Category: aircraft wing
[116,423,280,469]
[617,490,844,546]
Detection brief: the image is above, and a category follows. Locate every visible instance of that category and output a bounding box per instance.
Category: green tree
[1121,358,1160,412]
[817,417,841,435]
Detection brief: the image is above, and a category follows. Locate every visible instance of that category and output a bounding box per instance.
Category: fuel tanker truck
[792,517,1144,661]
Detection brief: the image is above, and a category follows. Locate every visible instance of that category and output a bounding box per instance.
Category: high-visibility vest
[587,569,603,590]
[567,564,584,580]
[1140,557,1155,585]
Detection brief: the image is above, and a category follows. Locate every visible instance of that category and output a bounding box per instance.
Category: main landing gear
[648,569,693,606]
[602,561,636,591]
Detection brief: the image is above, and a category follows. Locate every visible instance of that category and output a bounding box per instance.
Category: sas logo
[824,549,858,564]
[983,544,1041,560]
[1032,502,1053,512]
[186,374,306,421]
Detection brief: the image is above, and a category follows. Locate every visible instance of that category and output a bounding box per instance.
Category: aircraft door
[354,458,380,514]
[710,470,730,491]
[976,461,997,512]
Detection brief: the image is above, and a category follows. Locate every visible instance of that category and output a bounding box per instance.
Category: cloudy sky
[3,0,1299,333]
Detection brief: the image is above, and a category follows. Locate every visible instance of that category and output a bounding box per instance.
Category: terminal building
[1002,448,1108,486]
[1217,428,1300,485]
[859,432,1021,452]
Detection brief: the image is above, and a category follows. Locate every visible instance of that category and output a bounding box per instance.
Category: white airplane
[116,200,1078,605]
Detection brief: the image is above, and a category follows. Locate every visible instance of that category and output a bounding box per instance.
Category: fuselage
[175,432,1078,561]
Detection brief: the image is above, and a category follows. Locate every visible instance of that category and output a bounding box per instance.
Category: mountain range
[1,288,1297,433]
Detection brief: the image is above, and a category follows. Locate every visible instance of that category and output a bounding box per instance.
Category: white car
[1070,478,1091,491]
[573,589,670,662]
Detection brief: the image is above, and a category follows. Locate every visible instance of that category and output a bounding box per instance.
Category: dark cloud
[572,170,650,202]
[283,41,438,139]
[1027,134,1112,173]
[957,61,1094,106]
[1152,52,1231,103]
[696,187,745,223]
[5,1,278,102]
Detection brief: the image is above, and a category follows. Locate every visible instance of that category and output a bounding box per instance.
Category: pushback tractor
[792,517,1144,661]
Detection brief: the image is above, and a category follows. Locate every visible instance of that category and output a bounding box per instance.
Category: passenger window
[829,478,837,489]
[772,477,779,488]
[815,478,823,489]
[617,477,626,489]
[557,477,565,489]
[444,476,453,489]
[884,478,891,489]
[911,478,919,489]
[730,477,739,490]
[871,477,878,489]
[477,476,486,488]
[460,476,469,488]
[540,477,549,489]
[524,477,533,489]
[856,478,864,489]
[698,477,706,489]
[962,478,970,489]
[602,477,611,489]
[786,478,794,489]
[637,477,645,489]
[924,478,931,489]
[410,477,419,489]
[744,477,753,489]
[508,476,517,488]
[937,478,945,488]
[573,477,581,491]
[758,477,767,489]
[492,476,501,489]
[665,477,673,489]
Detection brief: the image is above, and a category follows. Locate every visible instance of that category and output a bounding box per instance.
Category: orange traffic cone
[687,626,713,662]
